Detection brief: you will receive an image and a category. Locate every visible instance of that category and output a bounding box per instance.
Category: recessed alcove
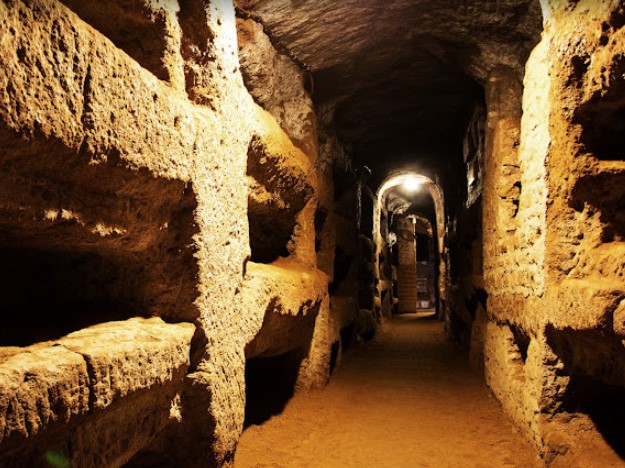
[244,350,303,427]
[574,55,625,161]
[572,172,625,241]
[0,246,142,346]
[246,137,313,263]
[561,375,625,458]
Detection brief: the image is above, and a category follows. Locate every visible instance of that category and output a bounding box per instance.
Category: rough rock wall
[0,0,336,465]
[443,103,486,346]
[316,106,365,358]
[0,319,194,466]
[234,12,344,394]
[236,17,316,161]
[480,1,625,464]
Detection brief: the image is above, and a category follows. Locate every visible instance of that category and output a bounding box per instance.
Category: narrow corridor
[4,2,625,465]
[235,314,540,467]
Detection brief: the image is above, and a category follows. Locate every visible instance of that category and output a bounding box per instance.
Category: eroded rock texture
[3,0,625,466]
[237,17,317,160]
[242,0,625,464]
[0,318,194,466]
[0,0,338,465]
[479,2,625,464]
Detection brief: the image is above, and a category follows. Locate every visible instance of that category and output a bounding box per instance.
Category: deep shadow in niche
[244,349,304,427]
[546,325,625,458]
[329,245,353,295]
[314,205,328,253]
[573,54,625,161]
[329,340,340,375]
[571,172,625,241]
[0,184,200,346]
[360,193,374,237]
[0,247,145,346]
[510,323,530,363]
[246,136,313,263]
[0,115,201,347]
[562,376,625,459]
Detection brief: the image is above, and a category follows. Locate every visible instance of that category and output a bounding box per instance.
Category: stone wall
[479,1,625,464]
[0,0,340,465]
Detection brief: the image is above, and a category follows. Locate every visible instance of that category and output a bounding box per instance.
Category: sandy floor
[235,313,542,467]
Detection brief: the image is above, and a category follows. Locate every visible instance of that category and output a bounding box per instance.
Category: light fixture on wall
[402,176,422,192]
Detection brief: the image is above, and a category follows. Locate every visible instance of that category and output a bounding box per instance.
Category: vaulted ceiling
[237,0,542,199]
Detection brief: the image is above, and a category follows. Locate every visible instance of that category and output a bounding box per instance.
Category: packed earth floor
[235,313,541,467]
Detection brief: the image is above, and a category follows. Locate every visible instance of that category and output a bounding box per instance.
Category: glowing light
[402,176,422,192]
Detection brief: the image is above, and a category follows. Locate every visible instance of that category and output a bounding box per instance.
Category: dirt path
[235,313,542,467]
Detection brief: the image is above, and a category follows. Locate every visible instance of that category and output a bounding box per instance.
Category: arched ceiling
[236,0,542,193]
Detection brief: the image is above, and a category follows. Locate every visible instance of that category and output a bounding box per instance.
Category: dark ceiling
[236,0,542,196]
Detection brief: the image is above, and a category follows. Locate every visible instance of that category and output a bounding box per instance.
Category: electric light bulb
[402,176,421,192]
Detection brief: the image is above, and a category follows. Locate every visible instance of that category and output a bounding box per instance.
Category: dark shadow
[360,328,375,342]
[546,325,625,459]
[247,136,313,263]
[562,375,625,459]
[329,246,353,295]
[314,205,328,253]
[572,172,625,241]
[360,194,374,237]
[0,247,143,346]
[244,349,304,427]
[510,324,530,363]
[340,321,356,353]
[243,298,321,427]
[329,340,340,375]
[573,54,625,161]
[0,131,200,346]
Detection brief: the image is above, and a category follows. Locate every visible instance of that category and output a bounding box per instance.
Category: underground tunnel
[1,0,625,466]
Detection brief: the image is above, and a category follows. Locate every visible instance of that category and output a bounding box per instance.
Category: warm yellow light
[402,176,421,192]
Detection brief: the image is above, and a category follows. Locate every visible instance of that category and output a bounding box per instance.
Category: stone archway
[373,172,447,320]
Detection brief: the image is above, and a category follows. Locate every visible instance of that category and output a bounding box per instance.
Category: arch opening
[373,172,447,321]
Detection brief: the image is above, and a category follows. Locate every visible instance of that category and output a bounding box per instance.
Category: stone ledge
[58,318,195,410]
[0,317,194,447]
[243,261,328,358]
[0,344,90,446]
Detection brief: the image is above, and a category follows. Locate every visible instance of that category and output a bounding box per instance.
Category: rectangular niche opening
[246,136,313,264]
[314,205,328,253]
[574,55,625,161]
[562,376,625,458]
[0,246,144,346]
[547,325,625,458]
[0,137,200,346]
[244,349,304,427]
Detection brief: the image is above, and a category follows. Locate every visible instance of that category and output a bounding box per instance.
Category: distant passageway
[235,314,540,467]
